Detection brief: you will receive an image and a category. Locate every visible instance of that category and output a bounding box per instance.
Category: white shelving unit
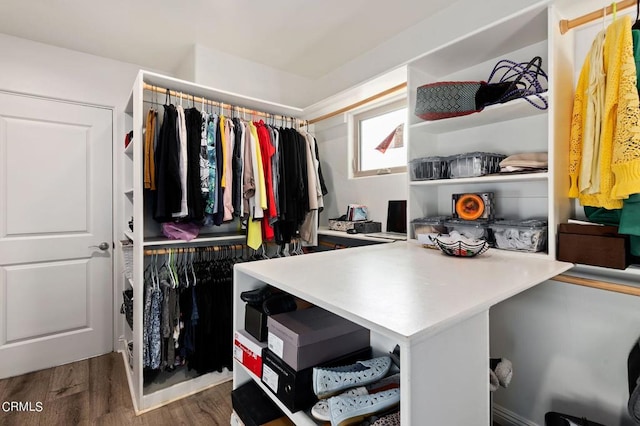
[233,243,572,425]
[117,70,303,413]
[406,3,573,260]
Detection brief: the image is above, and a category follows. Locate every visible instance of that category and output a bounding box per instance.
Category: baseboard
[493,403,540,426]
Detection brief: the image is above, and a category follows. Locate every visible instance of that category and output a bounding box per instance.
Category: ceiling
[0,0,453,79]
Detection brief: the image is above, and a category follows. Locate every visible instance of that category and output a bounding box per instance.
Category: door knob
[89,242,110,251]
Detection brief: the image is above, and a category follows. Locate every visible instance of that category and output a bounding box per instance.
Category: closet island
[232,242,572,425]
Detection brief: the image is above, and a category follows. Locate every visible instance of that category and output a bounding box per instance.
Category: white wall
[191,44,313,108]
[0,33,142,109]
[310,0,551,104]
[313,114,408,227]
[491,278,640,426]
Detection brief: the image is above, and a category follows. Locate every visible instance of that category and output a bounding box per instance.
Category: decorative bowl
[434,238,489,258]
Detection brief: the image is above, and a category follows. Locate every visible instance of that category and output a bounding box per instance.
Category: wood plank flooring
[0,352,233,426]
[1,353,504,425]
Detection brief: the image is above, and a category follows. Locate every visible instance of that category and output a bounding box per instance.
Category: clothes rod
[559,0,636,34]
[306,82,407,125]
[144,244,244,256]
[553,273,640,296]
[143,83,305,126]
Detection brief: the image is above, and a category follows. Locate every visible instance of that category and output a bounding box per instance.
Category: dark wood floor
[0,352,233,425]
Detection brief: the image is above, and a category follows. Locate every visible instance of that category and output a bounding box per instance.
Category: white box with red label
[234,329,267,378]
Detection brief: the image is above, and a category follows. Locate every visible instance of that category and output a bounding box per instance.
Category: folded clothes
[499,152,548,169]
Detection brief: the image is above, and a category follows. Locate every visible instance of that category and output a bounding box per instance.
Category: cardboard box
[261,346,372,413]
[234,329,267,378]
[267,306,370,371]
[245,304,268,342]
[557,223,630,270]
[232,381,289,426]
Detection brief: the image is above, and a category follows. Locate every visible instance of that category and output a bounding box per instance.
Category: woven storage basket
[121,289,133,329]
[414,81,483,121]
[121,241,133,281]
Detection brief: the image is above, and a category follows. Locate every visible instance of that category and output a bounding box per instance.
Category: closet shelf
[235,362,319,426]
[142,232,245,247]
[409,92,549,133]
[409,171,548,186]
[124,140,134,156]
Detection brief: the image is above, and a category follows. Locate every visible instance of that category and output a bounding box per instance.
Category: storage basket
[121,240,133,281]
[410,156,448,181]
[448,152,506,178]
[415,81,483,121]
[489,219,547,253]
[412,216,450,248]
[121,289,133,330]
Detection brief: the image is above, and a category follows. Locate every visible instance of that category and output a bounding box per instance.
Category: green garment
[589,30,640,255]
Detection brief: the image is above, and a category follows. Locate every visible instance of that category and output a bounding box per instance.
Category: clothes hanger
[633,0,640,30]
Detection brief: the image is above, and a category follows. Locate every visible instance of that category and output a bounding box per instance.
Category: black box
[245,304,268,342]
[261,346,372,413]
[232,380,286,426]
[353,221,382,233]
[557,223,630,270]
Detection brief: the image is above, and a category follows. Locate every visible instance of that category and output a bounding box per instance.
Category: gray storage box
[267,307,370,371]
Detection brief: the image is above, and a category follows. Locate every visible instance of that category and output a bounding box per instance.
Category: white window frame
[350,97,407,178]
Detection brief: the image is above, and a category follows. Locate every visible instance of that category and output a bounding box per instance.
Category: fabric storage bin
[412,216,450,247]
[489,219,547,252]
[444,218,492,242]
[410,156,448,181]
[447,152,506,178]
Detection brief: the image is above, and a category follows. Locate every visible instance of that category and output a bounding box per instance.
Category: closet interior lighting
[559,0,636,34]
[143,83,306,127]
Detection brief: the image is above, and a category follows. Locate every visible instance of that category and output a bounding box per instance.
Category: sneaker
[313,357,392,399]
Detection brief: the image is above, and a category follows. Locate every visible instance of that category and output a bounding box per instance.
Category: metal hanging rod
[144,243,244,256]
[144,83,306,127]
[559,0,636,34]
[554,273,640,296]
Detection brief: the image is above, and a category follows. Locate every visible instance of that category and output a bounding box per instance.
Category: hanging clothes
[569,16,640,209]
[154,104,182,222]
[232,117,244,217]
[185,107,205,221]
[144,108,157,190]
[174,105,189,218]
[142,246,244,377]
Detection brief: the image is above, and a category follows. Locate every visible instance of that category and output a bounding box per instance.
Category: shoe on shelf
[261,293,297,315]
[313,356,392,399]
[389,344,400,369]
[544,411,607,426]
[311,373,400,421]
[240,285,272,306]
[489,368,500,392]
[490,357,513,388]
[328,388,400,426]
[370,410,400,426]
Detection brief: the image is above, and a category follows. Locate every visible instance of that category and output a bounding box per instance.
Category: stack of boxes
[233,287,371,418]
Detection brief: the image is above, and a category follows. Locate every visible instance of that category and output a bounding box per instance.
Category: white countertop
[235,242,573,342]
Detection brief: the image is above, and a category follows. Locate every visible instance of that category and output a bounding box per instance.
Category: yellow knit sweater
[569,16,640,208]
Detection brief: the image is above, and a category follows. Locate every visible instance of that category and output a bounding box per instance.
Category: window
[352,98,407,177]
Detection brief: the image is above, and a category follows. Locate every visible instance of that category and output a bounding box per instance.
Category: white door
[0,92,113,378]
